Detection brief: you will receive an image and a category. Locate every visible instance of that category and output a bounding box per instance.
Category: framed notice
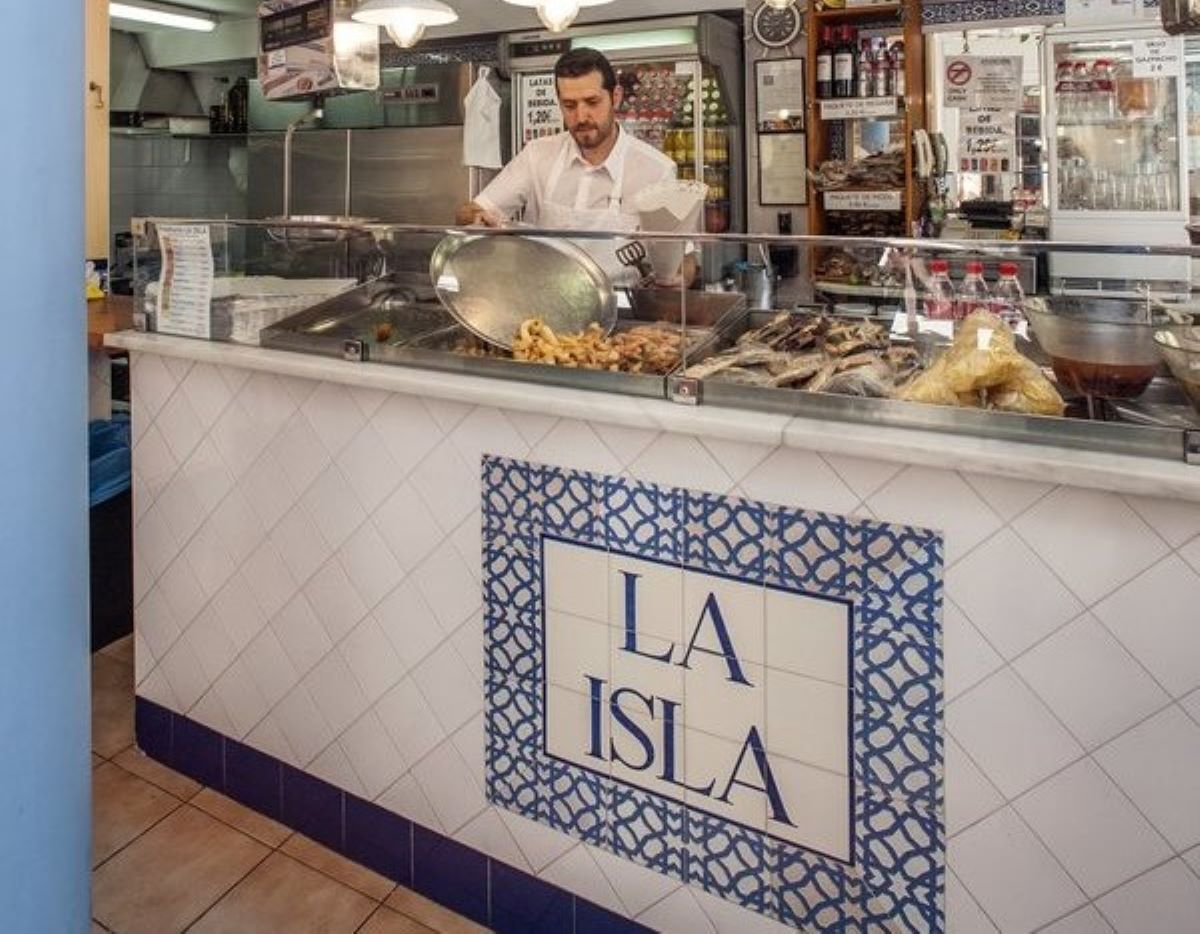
[758,132,808,205]
[755,58,805,133]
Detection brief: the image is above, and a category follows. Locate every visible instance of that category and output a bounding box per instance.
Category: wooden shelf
[813,3,901,22]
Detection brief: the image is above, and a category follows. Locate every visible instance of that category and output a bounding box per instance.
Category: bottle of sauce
[890,40,905,97]
[873,39,891,97]
[834,26,856,99]
[816,27,834,100]
[857,39,873,99]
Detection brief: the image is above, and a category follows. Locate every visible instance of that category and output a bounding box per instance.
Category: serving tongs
[616,241,656,288]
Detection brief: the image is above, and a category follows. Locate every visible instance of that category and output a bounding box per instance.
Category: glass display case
[1046,24,1190,292]
[130,217,1200,465]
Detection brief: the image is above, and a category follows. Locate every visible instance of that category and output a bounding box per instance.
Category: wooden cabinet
[805,0,926,242]
[85,0,109,260]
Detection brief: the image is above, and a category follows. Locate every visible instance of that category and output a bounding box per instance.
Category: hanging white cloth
[463,66,502,169]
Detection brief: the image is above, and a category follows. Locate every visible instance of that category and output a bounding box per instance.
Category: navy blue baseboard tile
[134,696,655,934]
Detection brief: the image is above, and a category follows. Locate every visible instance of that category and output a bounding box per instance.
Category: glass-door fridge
[1046,24,1189,294]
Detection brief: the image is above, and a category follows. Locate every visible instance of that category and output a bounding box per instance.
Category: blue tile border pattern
[483,455,946,932]
[134,695,653,934]
[922,0,1065,24]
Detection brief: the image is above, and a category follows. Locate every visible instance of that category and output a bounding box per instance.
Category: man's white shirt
[474,128,677,224]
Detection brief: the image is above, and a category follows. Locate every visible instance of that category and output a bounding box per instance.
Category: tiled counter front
[129,349,1200,933]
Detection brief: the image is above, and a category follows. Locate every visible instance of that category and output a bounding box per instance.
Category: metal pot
[734,262,777,310]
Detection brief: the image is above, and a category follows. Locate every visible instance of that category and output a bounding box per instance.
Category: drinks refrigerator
[1045,24,1190,294]
[499,14,743,248]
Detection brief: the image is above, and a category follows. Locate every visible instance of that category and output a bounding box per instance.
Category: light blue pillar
[0,0,91,929]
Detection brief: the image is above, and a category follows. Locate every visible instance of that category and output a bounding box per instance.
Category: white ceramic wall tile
[214,660,271,740]
[158,556,208,631]
[339,616,403,704]
[270,593,333,676]
[178,438,234,518]
[158,637,210,713]
[374,482,442,574]
[764,588,849,686]
[270,504,331,588]
[945,735,1005,839]
[411,641,481,735]
[866,466,1003,566]
[301,381,366,457]
[497,809,578,874]
[541,845,627,917]
[336,424,402,513]
[943,598,1004,703]
[739,448,858,515]
[245,714,297,767]
[135,503,180,584]
[367,393,442,479]
[531,420,624,477]
[138,585,182,663]
[765,752,851,860]
[414,540,479,633]
[450,406,529,469]
[184,610,237,684]
[1013,488,1169,606]
[157,390,207,466]
[337,521,404,612]
[946,870,999,934]
[1180,534,1200,575]
[452,715,486,791]
[272,686,334,766]
[1184,844,1200,876]
[411,738,487,834]
[302,559,368,645]
[1093,556,1200,698]
[949,807,1086,933]
[184,521,236,601]
[180,362,233,429]
[268,413,330,498]
[636,885,718,934]
[302,464,366,551]
[685,659,765,747]
[545,539,609,624]
[377,772,443,831]
[239,448,297,534]
[303,651,369,737]
[410,441,478,534]
[591,845,682,918]
[450,511,482,585]
[455,808,532,871]
[1040,905,1117,934]
[763,668,848,776]
[1096,859,1200,934]
[1014,615,1170,750]
[1183,688,1200,726]
[348,385,387,420]
[207,488,265,568]
[422,397,472,435]
[309,742,366,799]
[699,438,774,488]
[138,666,179,711]
[1123,495,1200,549]
[242,540,298,622]
[820,452,903,502]
[947,529,1083,660]
[134,353,178,418]
[372,580,445,674]
[210,572,267,655]
[160,355,194,385]
[154,475,206,554]
[1094,706,1200,852]
[190,690,236,738]
[505,410,559,450]
[629,434,731,495]
[546,611,610,694]
[375,677,446,765]
[949,668,1084,799]
[338,710,408,801]
[960,471,1053,522]
[682,572,764,667]
[135,424,180,505]
[693,888,796,934]
[1015,758,1172,898]
[211,399,272,481]
[591,422,657,467]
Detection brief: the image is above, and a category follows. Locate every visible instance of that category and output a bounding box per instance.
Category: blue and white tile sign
[482,456,945,930]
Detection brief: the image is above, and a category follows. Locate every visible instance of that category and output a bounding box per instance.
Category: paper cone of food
[632,180,708,283]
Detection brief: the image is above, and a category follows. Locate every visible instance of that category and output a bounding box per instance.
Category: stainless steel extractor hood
[110,29,205,116]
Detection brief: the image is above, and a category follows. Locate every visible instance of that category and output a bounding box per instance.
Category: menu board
[759,133,808,205]
[155,224,214,340]
[519,73,563,146]
[755,58,805,132]
[958,107,1016,172]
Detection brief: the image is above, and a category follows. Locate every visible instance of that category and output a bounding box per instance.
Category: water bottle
[923,259,957,320]
[991,261,1025,328]
[957,261,991,320]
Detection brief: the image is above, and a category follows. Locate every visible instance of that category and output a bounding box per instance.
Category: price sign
[519,73,563,145]
[1133,38,1183,78]
[943,56,1021,111]
[819,96,899,120]
[958,107,1016,171]
[824,190,903,212]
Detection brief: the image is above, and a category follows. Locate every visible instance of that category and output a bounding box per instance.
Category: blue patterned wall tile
[135,696,172,763]
[483,456,543,553]
[608,783,687,883]
[412,823,490,926]
[225,740,281,821]
[542,466,605,546]
[605,478,684,562]
[485,672,543,751]
[345,793,412,887]
[687,811,777,917]
[774,844,860,933]
[766,508,851,599]
[491,862,574,934]
[546,759,610,847]
[857,792,944,934]
[281,764,344,851]
[486,735,545,822]
[483,547,542,620]
[683,490,767,582]
[576,900,656,934]
[922,0,1064,25]
[485,606,542,685]
[169,716,224,790]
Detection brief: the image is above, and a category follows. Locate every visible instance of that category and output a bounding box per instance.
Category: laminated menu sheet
[155,224,214,340]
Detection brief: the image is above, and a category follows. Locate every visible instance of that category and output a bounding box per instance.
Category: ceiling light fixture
[352,0,458,49]
[109,1,217,32]
[502,0,614,35]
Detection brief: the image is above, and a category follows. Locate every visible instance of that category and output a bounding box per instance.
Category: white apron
[536,139,638,286]
[463,66,502,169]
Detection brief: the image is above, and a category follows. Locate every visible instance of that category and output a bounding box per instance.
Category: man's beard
[572,119,612,151]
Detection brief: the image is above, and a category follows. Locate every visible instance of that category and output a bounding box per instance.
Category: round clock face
[752,2,803,49]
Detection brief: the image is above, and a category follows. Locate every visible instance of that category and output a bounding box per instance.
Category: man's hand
[455,202,504,227]
[655,253,698,289]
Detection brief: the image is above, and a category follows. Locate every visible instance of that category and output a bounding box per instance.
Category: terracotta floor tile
[92,655,134,758]
[280,832,396,901]
[99,634,135,666]
[92,753,103,769]
[187,851,376,934]
[359,905,438,934]
[92,805,269,934]
[92,921,108,934]
[386,888,492,934]
[92,761,181,867]
[192,788,291,848]
[112,746,202,801]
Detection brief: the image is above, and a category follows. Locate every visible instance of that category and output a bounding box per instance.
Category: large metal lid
[429,233,617,350]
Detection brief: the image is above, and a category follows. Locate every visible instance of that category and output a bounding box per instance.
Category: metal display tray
[668,308,1199,463]
[261,279,747,400]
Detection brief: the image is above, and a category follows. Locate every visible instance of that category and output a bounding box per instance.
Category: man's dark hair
[554,47,617,94]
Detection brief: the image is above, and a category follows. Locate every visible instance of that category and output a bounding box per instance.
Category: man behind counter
[456,47,695,286]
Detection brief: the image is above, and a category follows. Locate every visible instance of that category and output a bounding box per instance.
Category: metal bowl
[1155,327,1200,413]
[1024,296,1191,398]
[265,215,377,243]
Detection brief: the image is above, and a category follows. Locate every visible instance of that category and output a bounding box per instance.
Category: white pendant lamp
[501,0,614,34]
[761,0,795,8]
[352,0,458,48]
